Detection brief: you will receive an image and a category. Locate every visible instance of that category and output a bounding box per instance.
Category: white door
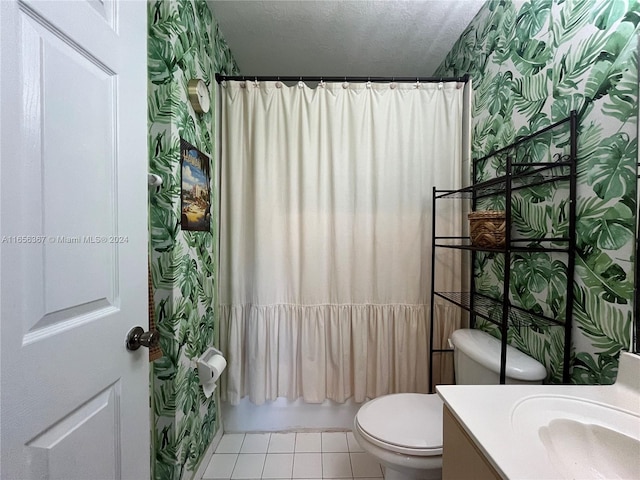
[0,1,149,479]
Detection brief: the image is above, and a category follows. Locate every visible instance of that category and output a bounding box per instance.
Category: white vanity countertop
[436,352,640,480]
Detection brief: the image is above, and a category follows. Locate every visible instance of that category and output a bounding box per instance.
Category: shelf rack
[428,111,577,391]
[635,159,640,353]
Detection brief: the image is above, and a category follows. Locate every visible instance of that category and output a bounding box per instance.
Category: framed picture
[180,138,211,232]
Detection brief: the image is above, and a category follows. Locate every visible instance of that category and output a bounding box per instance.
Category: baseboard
[192,424,224,480]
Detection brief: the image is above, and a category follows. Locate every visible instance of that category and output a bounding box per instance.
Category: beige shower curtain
[220,80,464,405]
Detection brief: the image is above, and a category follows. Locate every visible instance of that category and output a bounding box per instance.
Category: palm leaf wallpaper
[148,1,238,479]
[435,0,638,384]
[144,1,637,477]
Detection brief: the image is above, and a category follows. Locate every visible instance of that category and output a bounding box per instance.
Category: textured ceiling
[207,0,485,77]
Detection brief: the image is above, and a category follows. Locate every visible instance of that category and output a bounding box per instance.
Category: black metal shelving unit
[428,111,578,392]
[635,158,640,354]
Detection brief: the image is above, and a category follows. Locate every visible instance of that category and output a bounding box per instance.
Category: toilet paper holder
[196,347,227,398]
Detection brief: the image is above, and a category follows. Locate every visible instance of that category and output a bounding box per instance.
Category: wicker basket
[468,210,506,247]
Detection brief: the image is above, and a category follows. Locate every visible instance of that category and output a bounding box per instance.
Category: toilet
[352,328,547,480]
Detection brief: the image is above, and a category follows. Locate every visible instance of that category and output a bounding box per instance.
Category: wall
[147,1,238,479]
[435,0,638,384]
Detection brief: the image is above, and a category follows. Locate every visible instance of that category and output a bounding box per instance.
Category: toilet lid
[355,393,443,456]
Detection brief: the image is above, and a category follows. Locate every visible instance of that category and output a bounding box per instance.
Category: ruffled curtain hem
[219,302,460,405]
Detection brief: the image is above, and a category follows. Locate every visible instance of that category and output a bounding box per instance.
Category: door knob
[126,326,159,351]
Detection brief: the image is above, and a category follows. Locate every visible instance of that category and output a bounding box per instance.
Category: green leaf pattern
[436,0,637,384]
[148,1,238,479]
[145,4,639,474]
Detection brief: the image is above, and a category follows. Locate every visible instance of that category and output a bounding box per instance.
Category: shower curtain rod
[215,73,469,84]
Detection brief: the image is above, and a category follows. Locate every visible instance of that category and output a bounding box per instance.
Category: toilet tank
[450,329,547,385]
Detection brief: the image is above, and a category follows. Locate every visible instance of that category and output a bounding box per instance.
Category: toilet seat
[355,393,443,456]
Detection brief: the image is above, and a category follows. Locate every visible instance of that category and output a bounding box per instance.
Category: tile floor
[201,431,385,480]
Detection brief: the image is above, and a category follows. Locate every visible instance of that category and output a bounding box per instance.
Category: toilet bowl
[353,328,547,480]
[352,393,443,480]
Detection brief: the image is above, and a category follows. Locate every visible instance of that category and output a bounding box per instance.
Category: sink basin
[511,395,640,479]
[539,418,639,479]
